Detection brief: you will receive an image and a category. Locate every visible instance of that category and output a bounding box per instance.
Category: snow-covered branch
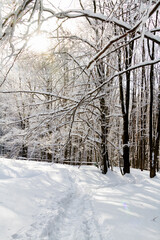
[0,90,79,103]
[85,58,160,101]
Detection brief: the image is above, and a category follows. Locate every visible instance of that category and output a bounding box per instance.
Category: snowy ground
[0,158,160,240]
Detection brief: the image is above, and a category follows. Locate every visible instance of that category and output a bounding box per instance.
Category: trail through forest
[0,159,160,240]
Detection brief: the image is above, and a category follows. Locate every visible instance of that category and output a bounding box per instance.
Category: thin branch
[0,90,79,103]
[84,58,160,103]
[0,49,23,88]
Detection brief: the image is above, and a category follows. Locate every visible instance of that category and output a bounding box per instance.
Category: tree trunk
[148,11,158,178]
[21,144,28,158]
[100,97,109,174]
[123,113,130,174]
[118,46,131,175]
[130,85,136,168]
[20,120,28,158]
[154,86,160,172]
[149,63,155,178]
[140,41,146,171]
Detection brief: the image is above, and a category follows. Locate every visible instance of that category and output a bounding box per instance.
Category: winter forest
[0,0,160,239]
[1,0,159,177]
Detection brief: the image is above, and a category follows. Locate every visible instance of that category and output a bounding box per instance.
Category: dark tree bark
[21,144,28,158]
[154,85,160,172]
[140,41,146,171]
[117,32,135,174]
[118,51,131,173]
[64,139,72,164]
[130,85,136,168]
[149,63,155,178]
[20,119,28,158]
[100,97,109,174]
[96,57,110,174]
[148,11,158,178]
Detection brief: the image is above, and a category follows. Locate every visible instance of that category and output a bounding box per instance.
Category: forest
[0,0,160,178]
[0,1,160,240]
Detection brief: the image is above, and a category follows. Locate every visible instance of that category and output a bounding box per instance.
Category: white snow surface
[0,158,160,240]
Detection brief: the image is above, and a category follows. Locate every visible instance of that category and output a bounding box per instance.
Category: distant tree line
[0,0,160,177]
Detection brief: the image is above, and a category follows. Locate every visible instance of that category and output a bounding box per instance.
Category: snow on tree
[0,0,159,177]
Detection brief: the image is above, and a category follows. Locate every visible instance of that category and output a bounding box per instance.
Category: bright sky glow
[53,0,78,10]
[28,34,51,53]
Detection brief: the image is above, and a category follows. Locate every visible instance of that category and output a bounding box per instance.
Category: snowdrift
[0,158,160,240]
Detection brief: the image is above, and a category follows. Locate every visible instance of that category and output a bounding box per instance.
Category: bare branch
[0,90,79,103]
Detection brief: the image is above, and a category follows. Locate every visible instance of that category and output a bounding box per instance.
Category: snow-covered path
[0,158,160,240]
[14,167,104,240]
[49,168,103,240]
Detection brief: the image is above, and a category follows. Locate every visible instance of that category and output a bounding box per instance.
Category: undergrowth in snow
[0,158,160,240]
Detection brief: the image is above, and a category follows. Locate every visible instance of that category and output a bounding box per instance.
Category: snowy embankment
[0,158,160,240]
